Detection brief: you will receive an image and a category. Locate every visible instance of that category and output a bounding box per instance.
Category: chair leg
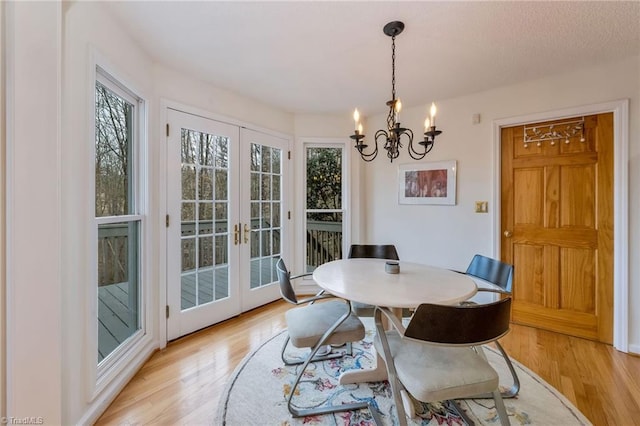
[286,306,379,424]
[492,390,511,426]
[281,334,352,366]
[374,309,408,426]
[470,343,520,399]
[495,341,520,398]
[450,400,475,426]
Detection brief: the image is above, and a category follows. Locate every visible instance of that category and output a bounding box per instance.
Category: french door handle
[234,223,240,245]
[243,224,250,244]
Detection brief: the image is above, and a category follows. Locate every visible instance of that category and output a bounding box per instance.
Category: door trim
[492,99,629,353]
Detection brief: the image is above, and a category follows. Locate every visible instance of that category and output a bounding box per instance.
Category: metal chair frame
[276,260,357,365]
[463,254,520,398]
[276,259,381,424]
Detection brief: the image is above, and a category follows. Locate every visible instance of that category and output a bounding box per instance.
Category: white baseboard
[627,343,640,355]
[77,339,158,425]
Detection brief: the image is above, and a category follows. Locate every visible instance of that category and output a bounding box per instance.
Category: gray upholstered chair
[348,244,400,316]
[373,299,512,426]
[275,258,365,365]
[461,254,520,398]
[276,258,378,421]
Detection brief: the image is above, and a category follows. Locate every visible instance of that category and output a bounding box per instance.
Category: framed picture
[398,160,457,205]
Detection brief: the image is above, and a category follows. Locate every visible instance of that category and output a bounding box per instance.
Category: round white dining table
[312,258,478,385]
[312,258,477,308]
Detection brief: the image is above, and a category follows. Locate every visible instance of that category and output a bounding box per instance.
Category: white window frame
[298,138,351,285]
[90,65,149,394]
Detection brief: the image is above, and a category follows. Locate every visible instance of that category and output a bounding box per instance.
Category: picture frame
[398,160,457,205]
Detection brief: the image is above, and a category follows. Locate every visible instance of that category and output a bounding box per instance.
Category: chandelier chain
[391,35,396,101]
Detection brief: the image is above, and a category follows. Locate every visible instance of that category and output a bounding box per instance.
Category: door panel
[501,113,614,343]
[167,110,241,340]
[240,129,289,312]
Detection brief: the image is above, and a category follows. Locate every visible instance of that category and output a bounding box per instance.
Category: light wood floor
[96,300,640,425]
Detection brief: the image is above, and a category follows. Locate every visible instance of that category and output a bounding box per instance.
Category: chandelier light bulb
[353,109,360,131]
[430,102,437,127]
[358,123,363,134]
[424,117,431,132]
[395,99,402,113]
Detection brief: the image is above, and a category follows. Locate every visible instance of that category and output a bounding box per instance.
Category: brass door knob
[243,223,250,244]
[504,230,513,238]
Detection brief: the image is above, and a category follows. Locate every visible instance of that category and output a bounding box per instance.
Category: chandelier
[350,21,443,163]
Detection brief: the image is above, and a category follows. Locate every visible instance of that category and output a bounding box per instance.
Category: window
[304,144,346,272]
[94,70,144,364]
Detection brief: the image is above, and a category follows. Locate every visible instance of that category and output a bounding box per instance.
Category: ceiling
[104,1,640,116]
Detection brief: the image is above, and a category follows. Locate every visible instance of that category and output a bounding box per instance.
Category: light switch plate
[475,201,488,213]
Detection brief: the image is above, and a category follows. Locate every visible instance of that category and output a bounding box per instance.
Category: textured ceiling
[104,1,640,116]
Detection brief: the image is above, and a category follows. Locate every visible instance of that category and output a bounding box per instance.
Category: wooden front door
[500,113,614,344]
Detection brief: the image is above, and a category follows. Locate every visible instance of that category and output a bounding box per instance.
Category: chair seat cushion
[374,331,499,402]
[286,301,365,348]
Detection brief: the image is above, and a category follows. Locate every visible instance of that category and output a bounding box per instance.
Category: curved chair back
[405,298,512,345]
[465,254,513,293]
[348,244,399,260]
[276,258,298,304]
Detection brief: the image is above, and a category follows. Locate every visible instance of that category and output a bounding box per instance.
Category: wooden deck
[98,282,136,362]
[98,258,279,361]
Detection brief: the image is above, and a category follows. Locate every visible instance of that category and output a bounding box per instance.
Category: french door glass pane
[180,129,230,310]
[249,142,282,289]
[97,221,140,362]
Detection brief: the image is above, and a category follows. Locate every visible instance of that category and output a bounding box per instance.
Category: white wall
[362,55,640,351]
[5,1,62,422]
[62,2,157,424]
[0,0,6,417]
[60,3,295,424]
[155,66,293,136]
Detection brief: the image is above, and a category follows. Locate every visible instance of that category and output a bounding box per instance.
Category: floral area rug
[216,322,591,425]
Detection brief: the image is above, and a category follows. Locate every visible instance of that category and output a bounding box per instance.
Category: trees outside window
[305,146,344,271]
[95,72,144,364]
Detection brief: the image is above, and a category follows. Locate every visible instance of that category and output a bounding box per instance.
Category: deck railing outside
[98,219,342,285]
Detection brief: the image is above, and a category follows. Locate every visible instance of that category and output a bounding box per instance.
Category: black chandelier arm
[408,136,433,161]
[351,133,379,161]
[397,127,431,161]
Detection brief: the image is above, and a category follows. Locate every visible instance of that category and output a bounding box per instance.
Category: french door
[166,109,289,340]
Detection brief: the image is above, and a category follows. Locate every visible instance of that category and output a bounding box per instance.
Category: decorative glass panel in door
[249,143,282,288]
[180,129,230,309]
[240,129,289,311]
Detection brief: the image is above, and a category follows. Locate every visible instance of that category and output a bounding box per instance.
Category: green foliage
[306,147,342,217]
